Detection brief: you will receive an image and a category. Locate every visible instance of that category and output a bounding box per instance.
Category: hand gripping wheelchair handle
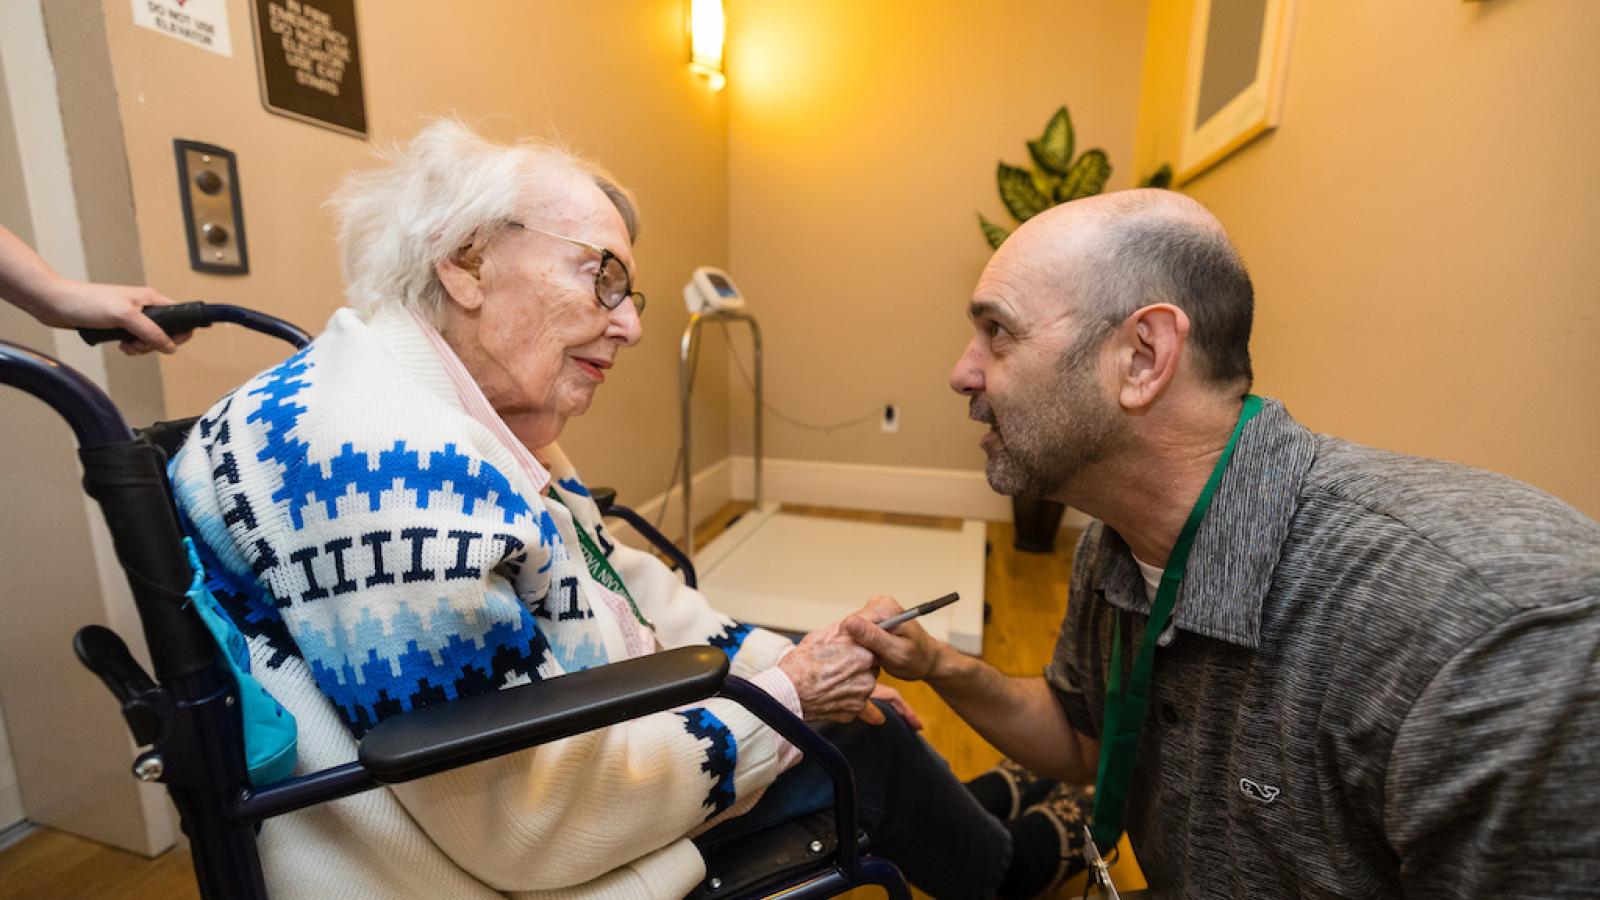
[79,302,211,345]
[79,302,313,350]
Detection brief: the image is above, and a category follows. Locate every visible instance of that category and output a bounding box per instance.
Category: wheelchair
[0,303,911,900]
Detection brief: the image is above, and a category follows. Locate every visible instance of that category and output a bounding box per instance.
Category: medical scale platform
[693,504,987,655]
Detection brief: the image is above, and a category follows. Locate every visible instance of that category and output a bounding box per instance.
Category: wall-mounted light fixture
[688,0,726,91]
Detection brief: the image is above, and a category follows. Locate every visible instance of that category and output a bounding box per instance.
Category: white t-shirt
[1135,556,1163,603]
[1134,555,1184,647]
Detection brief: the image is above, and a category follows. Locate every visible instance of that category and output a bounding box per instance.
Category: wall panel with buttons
[173,139,248,275]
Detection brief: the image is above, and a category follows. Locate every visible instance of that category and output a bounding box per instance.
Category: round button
[195,170,224,195]
[1160,703,1180,725]
[202,223,230,246]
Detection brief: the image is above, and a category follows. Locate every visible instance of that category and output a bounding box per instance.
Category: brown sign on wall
[250,0,366,138]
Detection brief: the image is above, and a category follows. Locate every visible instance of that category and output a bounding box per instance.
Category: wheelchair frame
[0,303,910,900]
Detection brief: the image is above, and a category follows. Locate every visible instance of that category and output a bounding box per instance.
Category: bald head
[993,189,1255,388]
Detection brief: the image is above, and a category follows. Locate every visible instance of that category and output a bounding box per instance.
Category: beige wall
[44,1,168,426]
[101,0,733,515]
[0,1,175,855]
[0,0,734,856]
[1135,0,1600,516]
[0,75,24,812]
[726,0,1152,470]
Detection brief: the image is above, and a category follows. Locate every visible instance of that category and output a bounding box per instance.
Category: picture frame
[1176,0,1297,184]
[248,0,368,139]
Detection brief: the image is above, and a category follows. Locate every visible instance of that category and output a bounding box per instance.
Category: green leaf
[1055,149,1112,202]
[978,214,1011,250]
[1141,163,1173,190]
[1027,107,1075,176]
[1031,168,1061,199]
[997,163,1050,223]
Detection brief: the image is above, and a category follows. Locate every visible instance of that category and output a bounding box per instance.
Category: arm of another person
[844,598,1098,784]
[0,224,179,353]
[1383,594,1600,899]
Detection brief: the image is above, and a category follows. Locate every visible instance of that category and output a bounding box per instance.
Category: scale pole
[678,310,762,561]
[748,315,764,509]
[679,314,703,556]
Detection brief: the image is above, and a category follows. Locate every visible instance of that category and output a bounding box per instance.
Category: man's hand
[842,595,949,683]
[847,597,1096,783]
[776,622,879,723]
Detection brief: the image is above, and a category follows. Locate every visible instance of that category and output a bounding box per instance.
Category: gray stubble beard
[977,329,1125,500]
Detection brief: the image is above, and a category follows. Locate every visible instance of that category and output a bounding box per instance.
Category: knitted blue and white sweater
[171,307,799,899]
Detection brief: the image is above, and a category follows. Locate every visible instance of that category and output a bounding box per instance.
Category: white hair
[327,118,639,323]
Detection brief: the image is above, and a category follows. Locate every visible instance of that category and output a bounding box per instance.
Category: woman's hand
[0,225,182,354]
[36,278,185,355]
[777,622,879,723]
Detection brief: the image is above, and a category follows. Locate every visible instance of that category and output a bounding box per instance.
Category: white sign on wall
[132,0,234,58]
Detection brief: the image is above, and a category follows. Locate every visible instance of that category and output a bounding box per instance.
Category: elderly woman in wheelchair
[163,120,1060,899]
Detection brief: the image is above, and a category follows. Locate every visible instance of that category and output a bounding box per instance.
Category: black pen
[877,592,960,631]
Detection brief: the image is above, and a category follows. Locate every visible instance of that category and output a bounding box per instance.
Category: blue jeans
[694,702,1013,899]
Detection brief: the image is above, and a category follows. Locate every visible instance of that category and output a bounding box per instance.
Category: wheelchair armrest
[590,485,618,514]
[358,646,729,783]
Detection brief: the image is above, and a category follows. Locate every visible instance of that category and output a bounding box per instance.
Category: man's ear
[1114,303,1190,411]
[436,247,485,312]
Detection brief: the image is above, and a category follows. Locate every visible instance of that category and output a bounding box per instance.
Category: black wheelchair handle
[79,302,211,346]
[79,302,313,351]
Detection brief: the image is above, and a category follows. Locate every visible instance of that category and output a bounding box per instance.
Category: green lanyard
[1088,394,1263,850]
[546,490,654,629]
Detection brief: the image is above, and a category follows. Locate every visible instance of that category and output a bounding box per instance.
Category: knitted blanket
[171,307,799,899]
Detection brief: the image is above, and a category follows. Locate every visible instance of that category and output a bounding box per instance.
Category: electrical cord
[718,320,881,434]
[650,320,882,533]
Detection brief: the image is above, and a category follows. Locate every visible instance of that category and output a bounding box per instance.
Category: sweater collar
[362,306,551,494]
[1093,398,1317,648]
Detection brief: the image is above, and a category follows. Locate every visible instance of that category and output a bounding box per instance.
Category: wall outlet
[881,403,899,433]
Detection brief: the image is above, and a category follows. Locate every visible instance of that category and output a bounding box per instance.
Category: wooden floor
[0,503,1079,899]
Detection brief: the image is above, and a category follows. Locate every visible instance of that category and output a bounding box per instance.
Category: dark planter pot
[1012,496,1067,553]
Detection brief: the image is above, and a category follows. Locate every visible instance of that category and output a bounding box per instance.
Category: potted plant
[978,106,1170,552]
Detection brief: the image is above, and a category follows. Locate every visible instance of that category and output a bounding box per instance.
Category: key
[1082,825,1121,900]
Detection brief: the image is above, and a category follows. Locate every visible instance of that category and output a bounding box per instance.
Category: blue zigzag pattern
[179,506,300,671]
[297,587,553,738]
[676,707,738,818]
[244,349,533,530]
[707,621,753,662]
[244,348,313,520]
[180,498,556,738]
[556,477,590,497]
[299,440,535,529]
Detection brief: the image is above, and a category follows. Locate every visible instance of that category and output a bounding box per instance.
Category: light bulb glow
[689,0,725,88]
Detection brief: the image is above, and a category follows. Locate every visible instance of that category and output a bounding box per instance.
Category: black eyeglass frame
[505,221,646,314]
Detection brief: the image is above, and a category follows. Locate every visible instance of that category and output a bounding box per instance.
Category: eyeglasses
[506,222,646,315]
